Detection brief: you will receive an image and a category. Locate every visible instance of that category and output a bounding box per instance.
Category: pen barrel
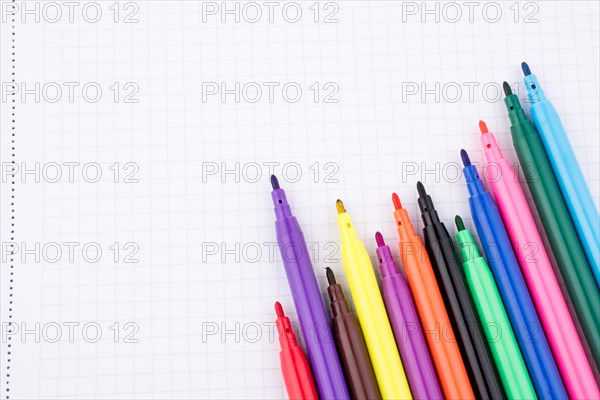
[331,312,382,400]
[340,236,412,399]
[530,99,600,285]
[423,224,503,400]
[484,155,599,397]
[381,273,443,400]
[275,219,350,400]
[399,234,474,400]
[280,347,319,400]
[458,234,536,399]
[511,125,600,368]
[468,189,567,399]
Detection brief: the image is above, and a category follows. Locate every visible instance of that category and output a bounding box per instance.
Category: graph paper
[0,1,598,398]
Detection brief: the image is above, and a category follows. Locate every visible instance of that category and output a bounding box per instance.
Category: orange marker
[392,193,474,400]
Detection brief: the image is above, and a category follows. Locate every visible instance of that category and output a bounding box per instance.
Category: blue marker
[522,62,600,288]
[460,149,568,400]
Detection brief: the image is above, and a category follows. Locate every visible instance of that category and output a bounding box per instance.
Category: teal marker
[522,62,600,288]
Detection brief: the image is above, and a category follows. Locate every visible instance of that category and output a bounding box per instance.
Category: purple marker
[270,175,349,400]
[375,231,443,400]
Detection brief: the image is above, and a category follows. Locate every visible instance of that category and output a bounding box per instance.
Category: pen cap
[463,165,486,197]
[502,82,528,125]
[392,194,417,240]
[455,222,483,264]
[327,284,351,317]
[523,74,546,104]
[480,124,504,161]
[416,182,440,225]
[336,212,358,242]
[275,302,299,351]
[271,188,293,219]
[375,232,398,278]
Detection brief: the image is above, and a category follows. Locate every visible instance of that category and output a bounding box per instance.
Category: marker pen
[270,176,350,400]
[522,62,600,288]
[454,216,536,400]
[460,149,567,399]
[502,83,600,369]
[375,231,442,400]
[416,181,503,400]
[479,122,599,398]
[336,199,412,399]
[325,267,381,400]
[392,193,474,400]
[275,302,319,400]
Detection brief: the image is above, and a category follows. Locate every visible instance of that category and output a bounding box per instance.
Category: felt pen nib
[503,81,513,96]
[375,231,385,247]
[479,120,489,134]
[521,61,532,76]
[336,199,346,214]
[455,215,466,231]
[461,149,471,167]
[270,175,280,190]
[392,193,402,210]
[326,267,336,285]
[416,181,427,198]
[275,301,285,318]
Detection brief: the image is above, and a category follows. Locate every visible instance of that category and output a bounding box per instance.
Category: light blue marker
[522,61,600,289]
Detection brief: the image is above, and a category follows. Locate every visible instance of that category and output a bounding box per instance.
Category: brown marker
[325,267,382,400]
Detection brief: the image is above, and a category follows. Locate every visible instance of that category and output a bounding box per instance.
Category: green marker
[455,215,537,400]
[503,82,600,366]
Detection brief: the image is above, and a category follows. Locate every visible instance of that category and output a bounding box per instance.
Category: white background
[1,1,599,398]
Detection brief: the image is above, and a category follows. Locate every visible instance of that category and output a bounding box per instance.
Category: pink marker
[479,120,599,399]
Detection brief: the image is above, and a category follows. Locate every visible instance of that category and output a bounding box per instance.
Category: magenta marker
[375,231,443,400]
[270,175,349,400]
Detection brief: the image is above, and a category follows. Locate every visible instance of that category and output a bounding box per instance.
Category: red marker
[275,301,319,400]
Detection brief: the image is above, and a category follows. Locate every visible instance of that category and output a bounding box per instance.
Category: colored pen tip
[479,120,489,134]
[392,192,402,210]
[521,61,532,76]
[416,181,427,198]
[275,301,285,318]
[336,199,346,214]
[460,149,471,167]
[270,175,280,190]
[455,215,465,231]
[503,81,513,96]
[325,267,336,285]
[375,231,385,247]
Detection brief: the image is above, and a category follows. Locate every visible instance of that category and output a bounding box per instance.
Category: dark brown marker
[325,267,381,400]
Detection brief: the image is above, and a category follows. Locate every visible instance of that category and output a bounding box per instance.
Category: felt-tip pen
[522,62,600,288]
[416,181,503,400]
[325,267,381,400]
[271,176,349,399]
[275,301,319,400]
[502,83,600,369]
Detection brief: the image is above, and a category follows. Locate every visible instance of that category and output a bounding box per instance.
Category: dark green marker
[502,82,600,367]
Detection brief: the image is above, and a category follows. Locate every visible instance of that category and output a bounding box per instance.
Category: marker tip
[479,120,489,134]
[392,192,402,210]
[270,175,280,190]
[416,181,427,198]
[375,231,385,247]
[325,267,336,285]
[274,301,284,318]
[460,149,471,167]
[503,81,513,96]
[521,61,532,76]
[455,215,465,231]
[336,199,346,214]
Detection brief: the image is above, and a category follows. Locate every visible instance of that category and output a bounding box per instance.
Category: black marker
[416,181,504,400]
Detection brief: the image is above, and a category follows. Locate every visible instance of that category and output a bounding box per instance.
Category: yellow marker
[335,200,412,400]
